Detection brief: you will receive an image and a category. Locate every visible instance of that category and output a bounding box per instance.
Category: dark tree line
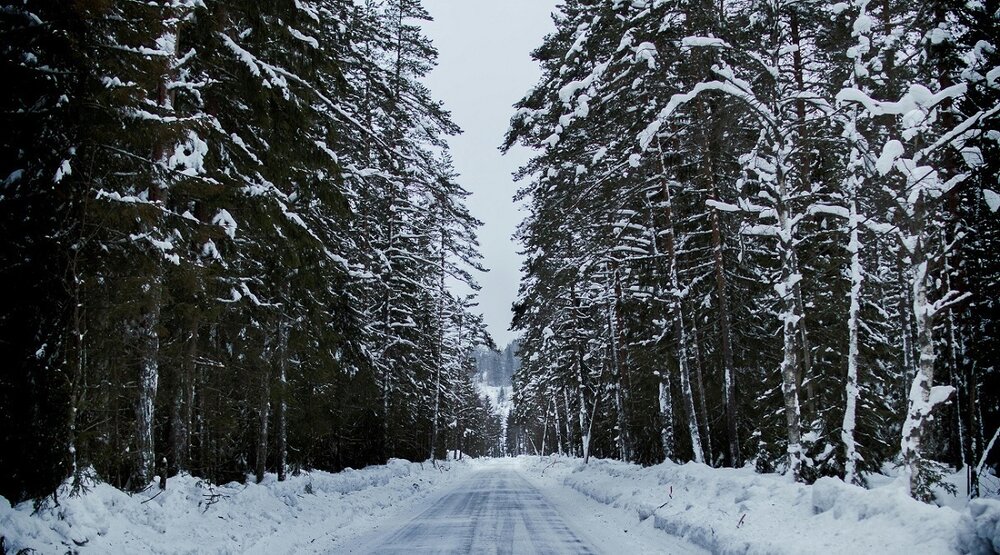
[505,0,999,501]
[0,0,500,504]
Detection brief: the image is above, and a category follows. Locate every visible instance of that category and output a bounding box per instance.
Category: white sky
[421,0,559,347]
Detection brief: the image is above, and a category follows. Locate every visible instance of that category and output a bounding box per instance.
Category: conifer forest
[1,0,501,504]
[504,0,999,504]
[1,0,1000,548]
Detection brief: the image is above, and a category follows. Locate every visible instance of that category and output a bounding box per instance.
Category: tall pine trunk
[136,289,161,489]
[430,231,447,463]
[608,261,631,462]
[255,360,271,484]
[540,400,550,456]
[690,316,713,464]
[645,175,676,462]
[170,321,198,476]
[788,11,817,420]
[657,139,703,463]
[563,387,575,457]
[553,395,564,456]
[698,99,740,467]
[570,281,593,463]
[709,172,739,467]
[578,356,592,463]
[276,321,289,482]
[67,213,87,489]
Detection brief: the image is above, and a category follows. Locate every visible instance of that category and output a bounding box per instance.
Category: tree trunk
[381,201,396,458]
[788,9,817,421]
[578,365,591,462]
[690,316,713,464]
[540,399,550,457]
[170,321,198,476]
[779,263,804,480]
[657,139,704,464]
[585,393,598,465]
[608,261,631,462]
[255,359,271,484]
[843,199,864,485]
[701,99,740,467]
[430,230,447,463]
[899,263,915,402]
[67,227,86,490]
[137,6,192,491]
[553,396,564,456]
[658,373,675,463]
[943,221,974,494]
[967,358,980,497]
[901,227,952,501]
[571,282,592,463]
[563,387,575,456]
[776,136,805,481]
[276,321,289,482]
[136,290,161,489]
[673,305,703,463]
[709,183,740,467]
[430,363,441,462]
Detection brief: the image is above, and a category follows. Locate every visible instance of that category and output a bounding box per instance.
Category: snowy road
[347,461,706,555]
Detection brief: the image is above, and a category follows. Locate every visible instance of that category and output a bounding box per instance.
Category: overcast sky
[420,0,559,347]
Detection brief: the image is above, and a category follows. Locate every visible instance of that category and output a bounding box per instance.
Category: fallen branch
[541,455,564,476]
[654,485,674,510]
[198,484,229,513]
[639,486,676,522]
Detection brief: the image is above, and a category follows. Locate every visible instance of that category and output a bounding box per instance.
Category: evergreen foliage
[505,0,999,500]
[0,0,494,503]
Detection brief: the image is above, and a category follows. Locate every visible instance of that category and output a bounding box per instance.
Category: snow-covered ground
[517,456,1000,555]
[3,456,997,554]
[0,459,475,554]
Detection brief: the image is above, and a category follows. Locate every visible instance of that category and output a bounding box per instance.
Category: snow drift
[0,459,471,554]
[521,456,995,555]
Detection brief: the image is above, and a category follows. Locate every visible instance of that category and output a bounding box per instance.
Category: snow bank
[0,459,471,554]
[520,457,970,554]
[960,499,1000,554]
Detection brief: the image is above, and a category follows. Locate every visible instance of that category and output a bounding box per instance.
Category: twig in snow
[653,485,674,509]
[541,456,564,476]
[640,490,676,522]
[737,513,747,528]
[199,484,229,513]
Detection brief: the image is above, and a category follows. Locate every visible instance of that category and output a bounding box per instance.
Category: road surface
[349,463,705,554]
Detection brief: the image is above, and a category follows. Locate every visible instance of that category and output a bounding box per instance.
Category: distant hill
[471,340,520,422]
[473,340,520,388]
